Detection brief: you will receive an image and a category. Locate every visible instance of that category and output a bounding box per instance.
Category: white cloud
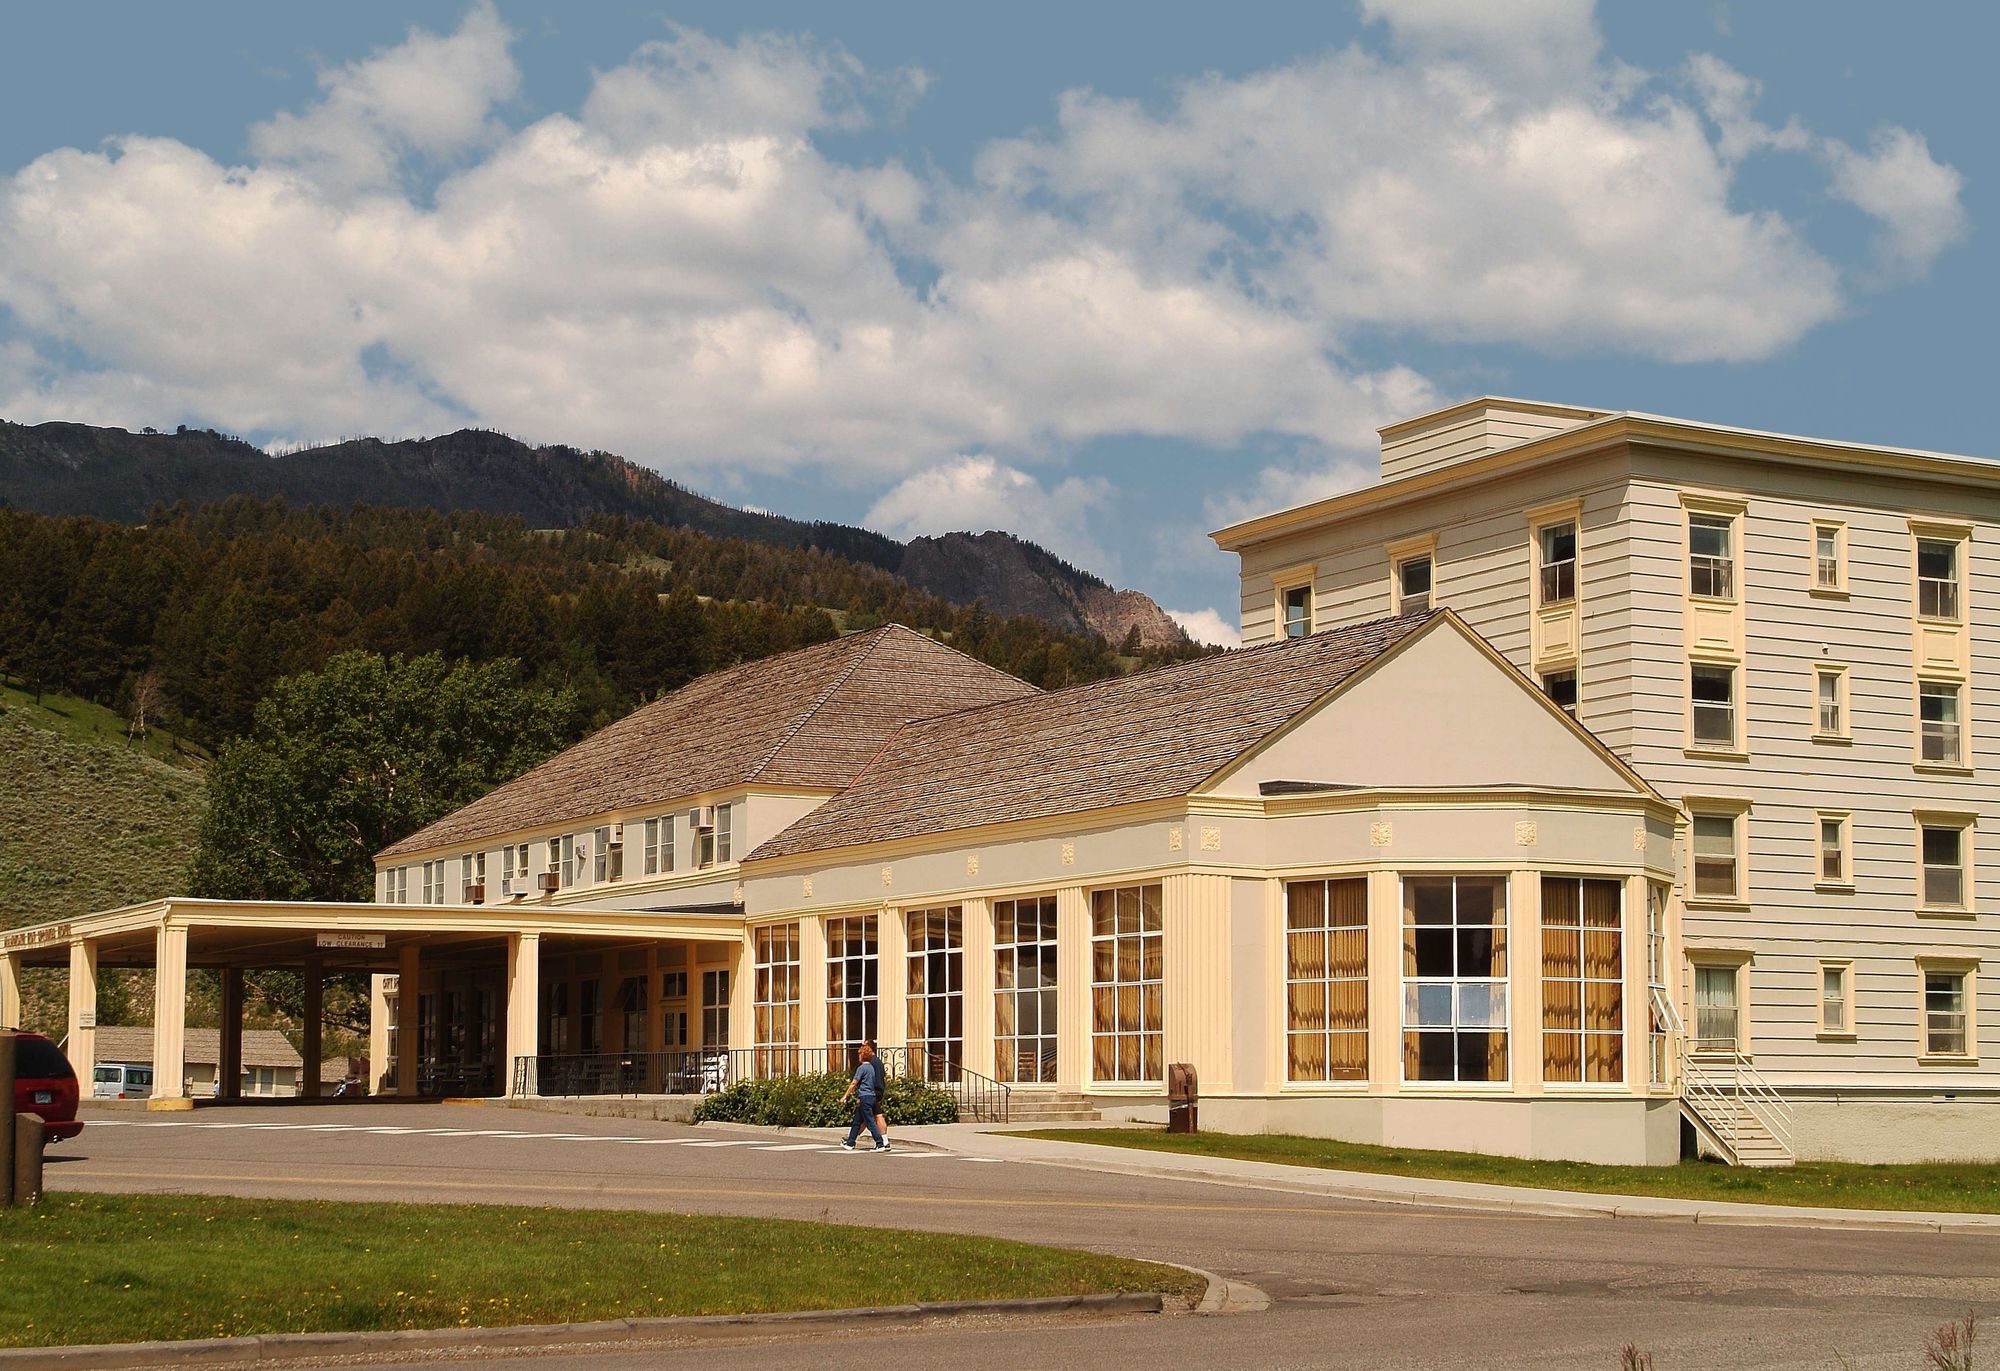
[0,3,1968,513]
[863,456,1114,574]
[1166,608,1241,649]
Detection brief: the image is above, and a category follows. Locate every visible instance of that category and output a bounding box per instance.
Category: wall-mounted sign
[77,1009,96,1029]
[316,932,387,950]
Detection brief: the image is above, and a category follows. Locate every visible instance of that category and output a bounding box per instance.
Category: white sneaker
[876,1141,893,1152]
[840,1140,856,1150]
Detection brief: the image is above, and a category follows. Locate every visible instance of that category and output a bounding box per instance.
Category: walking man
[840,1042,890,1151]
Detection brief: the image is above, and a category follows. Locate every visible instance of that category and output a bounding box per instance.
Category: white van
[92,1063,154,1099]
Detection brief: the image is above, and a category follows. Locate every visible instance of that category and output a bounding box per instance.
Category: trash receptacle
[1167,1062,1198,1135]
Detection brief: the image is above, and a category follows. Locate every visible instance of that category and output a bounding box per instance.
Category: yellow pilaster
[1162,872,1233,1092]
[505,932,541,1096]
[1366,869,1401,1090]
[960,897,995,1078]
[68,939,98,1084]
[152,922,188,1102]
[1,952,21,1031]
[877,905,908,1052]
[368,974,392,1094]
[798,916,829,1054]
[1055,885,1090,1091]
[1624,874,1650,1094]
[1509,870,1541,1092]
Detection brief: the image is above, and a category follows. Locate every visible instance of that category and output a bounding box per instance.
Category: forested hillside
[0,500,1193,752]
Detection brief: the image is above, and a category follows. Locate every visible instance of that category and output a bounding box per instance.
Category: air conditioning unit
[500,876,520,899]
[537,870,560,893]
[465,882,486,905]
[689,806,716,831]
[608,822,624,848]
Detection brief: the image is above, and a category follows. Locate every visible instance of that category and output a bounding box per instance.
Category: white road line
[755,1143,836,1151]
[682,1139,766,1148]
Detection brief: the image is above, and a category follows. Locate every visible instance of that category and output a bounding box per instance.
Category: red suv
[9,1031,82,1142]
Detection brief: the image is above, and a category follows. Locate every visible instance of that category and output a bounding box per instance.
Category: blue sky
[0,2,1986,643]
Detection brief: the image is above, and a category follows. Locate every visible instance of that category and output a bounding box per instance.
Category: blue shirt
[855,1059,883,1098]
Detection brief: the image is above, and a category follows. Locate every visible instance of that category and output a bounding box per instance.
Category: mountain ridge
[0,419,1188,651]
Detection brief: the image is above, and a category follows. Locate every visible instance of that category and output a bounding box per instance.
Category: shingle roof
[93,1027,303,1070]
[379,625,1039,859]
[749,611,1438,862]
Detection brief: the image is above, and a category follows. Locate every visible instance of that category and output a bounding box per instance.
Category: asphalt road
[45,1103,2000,1370]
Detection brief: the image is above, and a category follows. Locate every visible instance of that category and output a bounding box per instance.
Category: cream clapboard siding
[1623,456,2000,1089]
[1233,448,1637,754]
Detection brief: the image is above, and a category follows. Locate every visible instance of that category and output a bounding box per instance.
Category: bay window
[1540,877,1624,1084]
[1401,876,1509,1083]
[1091,884,1164,1082]
[1285,878,1368,1082]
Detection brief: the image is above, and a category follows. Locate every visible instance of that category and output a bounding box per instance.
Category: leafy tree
[190,651,579,903]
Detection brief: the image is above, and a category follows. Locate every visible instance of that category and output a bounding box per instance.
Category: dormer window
[1281,583,1312,639]
[1397,556,1432,614]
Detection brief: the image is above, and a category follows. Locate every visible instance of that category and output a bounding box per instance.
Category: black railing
[417,1058,501,1097]
[510,1044,1010,1123]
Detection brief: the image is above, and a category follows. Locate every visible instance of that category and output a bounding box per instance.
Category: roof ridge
[741,626,894,782]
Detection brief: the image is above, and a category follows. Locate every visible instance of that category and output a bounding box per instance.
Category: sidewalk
[894,1126,2000,1235]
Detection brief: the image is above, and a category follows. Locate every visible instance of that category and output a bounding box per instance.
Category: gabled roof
[378,625,1038,860]
[747,611,1438,862]
[93,1026,302,1070]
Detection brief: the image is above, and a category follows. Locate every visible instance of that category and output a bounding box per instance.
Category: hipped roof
[749,611,1437,862]
[93,1026,302,1070]
[379,625,1038,859]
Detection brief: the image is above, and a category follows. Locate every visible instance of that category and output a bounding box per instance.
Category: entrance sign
[316,932,387,950]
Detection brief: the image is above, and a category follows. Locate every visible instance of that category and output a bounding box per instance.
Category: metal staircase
[1678,1045,1796,1168]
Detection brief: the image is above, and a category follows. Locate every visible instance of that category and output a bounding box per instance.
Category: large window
[1539,521,1577,606]
[542,981,570,1055]
[700,969,730,1049]
[1091,884,1164,1082]
[825,915,879,1056]
[1692,965,1739,1052]
[1923,967,1971,1057]
[560,834,578,887]
[1690,663,1737,750]
[906,907,964,1079]
[578,978,602,1054]
[1540,877,1623,1084]
[1285,878,1368,1082]
[1689,514,1735,599]
[1920,681,1964,766]
[753,923,801,1072]
[1281,583,1312,639]
[1920,822,1969,909]
[1401,876,1508,1083]
[421,860,445,905]
[995,895,1059,1084]
[644,815,675,876]
[1397,555,1433,615]
[1917,537,1961,621]
[1691,811,1741,899]
[617,975,647,1053]
[460,852,485,902]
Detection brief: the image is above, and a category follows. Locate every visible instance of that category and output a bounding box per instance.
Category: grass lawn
[0,1193,1200,1349]
[1012,1128,2000,1214]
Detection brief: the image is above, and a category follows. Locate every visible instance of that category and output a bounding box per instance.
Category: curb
[3,1292,1164,1368]
[692,1120,950,1154]
[922,1139,2000,1236]
[1156,1262,1270,1316]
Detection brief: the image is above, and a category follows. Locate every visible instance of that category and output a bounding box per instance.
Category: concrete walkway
[894,1125,2000,1234]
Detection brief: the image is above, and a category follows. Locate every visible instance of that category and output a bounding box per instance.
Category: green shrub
[692,1072,958,1127]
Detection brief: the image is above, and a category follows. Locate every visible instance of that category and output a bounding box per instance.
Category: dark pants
[845,1095,884,1146]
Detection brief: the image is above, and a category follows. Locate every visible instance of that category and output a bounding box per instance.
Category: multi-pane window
[1923,969,1970,1057]
[394,866,409,903]
[1917,538,1961,620]
[1813,523,1843,591]
[1401,876,1509,1083]
[1820,963,1850,1033]
[1543,670,1578,717]
[560,834,577,887]
[1816,668,1845,738]
[695,804,733,868]
[542,981,569,1054]
[906,907,964,1079]
[995,895,1060,1084]
[617,975,647,1053]
[1091,884,1164,1082]
[1539,521,1577,605]
[825,915,879,1056]
[1693,965,1739,1052]
[1920,681,1964,765]
[1689,514,1734,598]
[1285,878,1368,1083]
[1541,878,1623,1084]
[643,816,675,875]
[1690,664,1737,749]
[1646,884,1671,1088]
[1692,812,1740,899]
[1921,823,1968,908]
[463,852,487,902]
[578,978,602,1054]
[718,804,734,863]
[753,923,801,1072]
[660,971,688,1001]
[700,969,730,1049]
[1819,815,1848,883]
[420,861,444,904]
[1397,556,1433,614]
[594,825,622,882]
[1281,583,1312,639]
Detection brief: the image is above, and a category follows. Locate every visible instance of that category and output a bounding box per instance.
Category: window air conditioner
[500,876,519,898]
[465,882,486,905]
[537,870,560,893]
[608,822,624,848]
[689,806,716,831]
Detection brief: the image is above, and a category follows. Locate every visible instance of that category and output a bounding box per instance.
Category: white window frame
[717,803,733,864]
[1542,668,1579,717]
[1687,802,1749,905]
[825,913,879,1056]
[1817,959,1854,1038]
[1690,959,1746,1055]
[994,894,1060,1085]
[1917,679,1967,770]
[1813,665,1849,742]
[1916,959,1977,1062]
[1815,812,1852,889]
[1689,661,1739,753]
[752,922,801,1072]
[1279,582,1313,639]
[1386,534,1438,617]
[906,906,965,1079]
[1089,883,1166,1084]
[1400,875,1512,1086]
[1688,512,1737,602]
[1810,519,1847,596]
[1537,518,1578,607]
[460,851,486,903]
[1283,876,1370,1085]
[1916,813,1974,914]
[1914,530,1965,624]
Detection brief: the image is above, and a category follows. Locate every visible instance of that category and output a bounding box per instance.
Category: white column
[396,943,421,1095]
[67,939,98,1084]
[218,968,244,1101]
[301,956,324,1099]
[1,952,21,1030]
[152,923,188,1102]
[505,932,541,1097]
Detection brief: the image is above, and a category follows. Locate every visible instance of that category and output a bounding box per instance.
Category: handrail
[903,1047,1011,1124]
[1678,1043,1794,1161]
